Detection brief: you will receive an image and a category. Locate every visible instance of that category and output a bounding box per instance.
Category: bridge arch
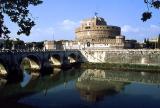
[68,53,77,64]
[0,59,8,78]
[49,54,62,67]
[20,54,41,71]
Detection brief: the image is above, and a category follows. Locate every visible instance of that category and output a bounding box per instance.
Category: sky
[5,0,160,42]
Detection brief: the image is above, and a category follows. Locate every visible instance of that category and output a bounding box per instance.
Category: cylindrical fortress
[75,16,121,42]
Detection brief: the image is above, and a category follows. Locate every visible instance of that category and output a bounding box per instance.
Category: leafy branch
[142,0,160,21]
[0,0,43,38]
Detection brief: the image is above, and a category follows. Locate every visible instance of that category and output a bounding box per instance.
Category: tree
[144,38,147,43]
[26,42,33,50]
[13,38,25,49]
[4,38,13,49]
[0,0,43,38]
[142,0,160,21]
[145,38,150,48]
[35,41,44,49]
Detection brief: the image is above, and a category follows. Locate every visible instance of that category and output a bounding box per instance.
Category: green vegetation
[143,34,160,49]
[81,62,160,72]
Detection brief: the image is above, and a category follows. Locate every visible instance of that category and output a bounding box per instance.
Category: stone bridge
[0,49,84,81]
[1,48,160,81]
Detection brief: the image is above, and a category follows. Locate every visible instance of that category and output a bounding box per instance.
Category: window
[85,26,91,29]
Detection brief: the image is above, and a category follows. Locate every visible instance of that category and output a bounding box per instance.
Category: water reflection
[0,68,160,107]
[76,69,127,102]
[0,68,80,107]
[20,66,61,87]
[76,78,126,102]
[76,69,160,103]
[20,70,32,87]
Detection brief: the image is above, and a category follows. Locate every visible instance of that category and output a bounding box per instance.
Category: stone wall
[80,49,160,65]
[75,27,120,42]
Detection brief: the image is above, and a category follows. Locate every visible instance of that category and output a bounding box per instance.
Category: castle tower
[75,15,121,43]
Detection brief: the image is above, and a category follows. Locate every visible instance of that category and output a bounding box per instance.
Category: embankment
[81,62,160,72]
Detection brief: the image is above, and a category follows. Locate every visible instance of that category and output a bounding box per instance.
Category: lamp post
[53,32,54,50]
[12,41,15,50]
[78,41,80,50]
[32,43,35,51]
[25,43,27,50]
[155,41,156,49]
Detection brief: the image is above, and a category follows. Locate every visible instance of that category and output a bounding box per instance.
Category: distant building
[54,40,64,50]
[43,40,71,50]
[44,41,55,50]
[149,38,158,43]
[144,35,160,49]
[125,40,139,49]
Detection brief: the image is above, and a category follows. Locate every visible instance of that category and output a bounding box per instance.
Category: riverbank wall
[79,49,160,72]
[80,49,160,65]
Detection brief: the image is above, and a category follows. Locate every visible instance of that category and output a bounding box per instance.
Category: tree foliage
[0,0,43,38]
[144,38,150,48]
[142,0,160,21]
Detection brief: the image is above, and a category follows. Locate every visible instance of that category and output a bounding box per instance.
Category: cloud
[17,19,80,41]
[121,25,140,33]
[150,25,160,32]
[16,27,55,42]
[32,27,54,36]
[58,19,79,30]
[122,24,160,34]
[121,24,160,41]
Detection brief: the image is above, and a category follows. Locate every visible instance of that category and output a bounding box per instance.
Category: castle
[44,14,139,50]
[75,14,125,48]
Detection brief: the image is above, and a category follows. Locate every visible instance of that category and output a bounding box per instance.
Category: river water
[1,68,160,108]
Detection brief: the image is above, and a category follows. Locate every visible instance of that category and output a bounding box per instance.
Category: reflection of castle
[76,78,125,103]
[76,69,160,102]
[76,69,127,102]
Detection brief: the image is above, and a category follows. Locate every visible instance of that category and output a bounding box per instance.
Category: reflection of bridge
[0,50,84,80]
[0,68,80,106]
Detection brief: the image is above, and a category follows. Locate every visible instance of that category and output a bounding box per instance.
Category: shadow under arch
[49,54,62,67]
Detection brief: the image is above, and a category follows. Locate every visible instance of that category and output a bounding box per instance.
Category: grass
[81,62,160,72]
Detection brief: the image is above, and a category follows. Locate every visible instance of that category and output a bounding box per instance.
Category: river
[0,68,160,108]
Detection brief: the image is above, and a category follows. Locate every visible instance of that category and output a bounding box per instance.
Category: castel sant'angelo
[45,14,139,50]
[75,14,126,48]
